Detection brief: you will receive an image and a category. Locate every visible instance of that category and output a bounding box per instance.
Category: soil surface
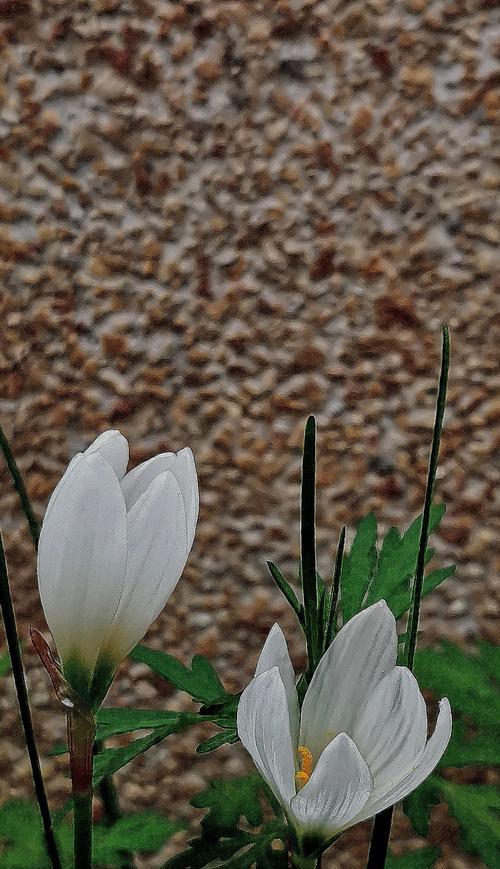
[0,1,498,867]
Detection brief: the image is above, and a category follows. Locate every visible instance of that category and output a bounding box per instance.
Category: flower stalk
[68,707,96,869]
[366,324,451,869]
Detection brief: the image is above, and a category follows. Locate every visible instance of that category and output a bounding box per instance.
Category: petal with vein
[103,470,188,662]
[237,667,296,810]
[300,602,397,759]
[290,732,373,836]
[37,452,127,674]
[354,698,452,823]
[352,666,427,792]
[255,624,299,751]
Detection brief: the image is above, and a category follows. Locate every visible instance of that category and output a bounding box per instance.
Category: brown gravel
[0,1,499,866]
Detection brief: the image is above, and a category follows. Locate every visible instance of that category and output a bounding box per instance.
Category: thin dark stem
[324,526,346,651]
[301,416,318,675]
[0,532,62,869]
[366,808,394,869]
[405,324,450,671]
[366,325,450,869]
[0,422,40,547]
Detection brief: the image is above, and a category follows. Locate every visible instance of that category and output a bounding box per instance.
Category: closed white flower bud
[237,602,452,845]
[37,430,198,705]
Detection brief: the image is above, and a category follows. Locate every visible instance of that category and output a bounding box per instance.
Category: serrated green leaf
[96,708,200,740]
[403,777,442,838]
[442,720,500,767]
[341,512,378,621]
[162,832,254,869]
[438,782,500,868]
[196,729,238,754]
[129,646,227,704]
[93,713,198,785]
[414,642,500,726]
[0,799,72,868]
[386,846,440,869]
[366,504,445,608]
[388,565,456,620]
[192,775,265,835]
[93,811,183,862]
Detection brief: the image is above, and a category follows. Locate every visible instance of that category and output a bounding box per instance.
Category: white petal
[352,667,427,791]
[255,624,300,751]
[37,452,127,675]
[353,698,452,824]
[290,733,373,836]
[171,448,199,548]
[84,430,129,479]
[237,667,296,810]
[102,470,189,662]
[43,453,84,526]
[300,602,397,760]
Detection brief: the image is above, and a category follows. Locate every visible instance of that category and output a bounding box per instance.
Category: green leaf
[341,512,378,622]
[478,641,500,681]
[0,649,11,678]
[414,642,500,726]
[442,720,500,767]
[96,708,200,740]
[192,775,265,835]
[0,799,72,868]
[366,504,445,608]
[129,646,227,704]
[403,777,442,838]
[438,782,500,868]
[162,832,254,869]
[196,729,238,754]
[388,565,456,620]
[386,846,440,869]
[93,811,183,862]
[266,561,304,625]
[93,713,198,785]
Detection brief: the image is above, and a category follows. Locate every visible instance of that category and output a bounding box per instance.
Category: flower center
[295,745,313,790]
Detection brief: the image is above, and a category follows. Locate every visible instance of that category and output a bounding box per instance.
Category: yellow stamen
[295,745,314,790]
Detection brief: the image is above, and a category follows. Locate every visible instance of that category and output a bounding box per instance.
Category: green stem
[301,416,319,676]
[0,532,63,869]
[95,740,134,869]
[68,708,96,869]
[366,325,450,869]
[0,422,40,547]
[405,324,450,671]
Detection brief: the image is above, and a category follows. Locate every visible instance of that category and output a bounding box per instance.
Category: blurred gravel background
[0,0,498,866]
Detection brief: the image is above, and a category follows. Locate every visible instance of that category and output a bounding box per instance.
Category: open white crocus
[237,601,451,845]
[37,430,198,704]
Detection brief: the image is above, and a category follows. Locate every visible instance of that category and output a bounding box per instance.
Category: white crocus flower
[237,601,451,845]
[37,430,198,704]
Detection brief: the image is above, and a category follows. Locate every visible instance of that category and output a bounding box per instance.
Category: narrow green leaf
[324,526,346,650]
[129,645,227,704]
[162,832,255,869]
[266,562,304,625]
[403,777,442,838]
[341,512,378,622]
[301,415,318,671]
